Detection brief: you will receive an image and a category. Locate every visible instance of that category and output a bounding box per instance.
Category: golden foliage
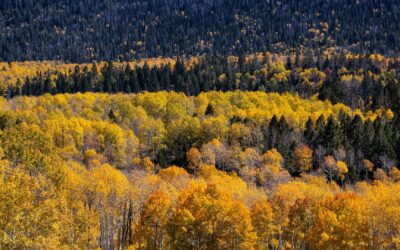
[0,91,397,249]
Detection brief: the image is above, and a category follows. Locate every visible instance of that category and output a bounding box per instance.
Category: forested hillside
[1,0,400,61]
[1,91,389,180]
[1,91,400,249]
[3,0,400,248]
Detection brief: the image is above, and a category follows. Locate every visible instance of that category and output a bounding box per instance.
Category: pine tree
[314,115,326,146]
[373,118,395,159]
[348,115,364,150]
[304,117,315,145]
[323,115,342,153]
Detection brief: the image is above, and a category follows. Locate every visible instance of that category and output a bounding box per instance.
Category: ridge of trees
[4,51,400,117]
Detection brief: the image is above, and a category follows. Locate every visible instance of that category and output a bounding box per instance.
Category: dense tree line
[8,52,400,115]
[0,91,395,184]
[1,0,400,61]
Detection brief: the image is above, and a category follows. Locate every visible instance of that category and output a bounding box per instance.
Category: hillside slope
[1,0,400,61]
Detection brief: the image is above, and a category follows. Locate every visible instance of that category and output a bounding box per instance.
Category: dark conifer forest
[1,0,400,61]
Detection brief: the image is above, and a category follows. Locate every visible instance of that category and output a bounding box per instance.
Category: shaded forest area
[1,0,400,61]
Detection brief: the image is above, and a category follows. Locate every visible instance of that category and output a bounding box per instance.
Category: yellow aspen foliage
[136,187,172,249]
[251,200,276,248]
[294,144,313,173]
[158,166,190,190]
[385,109,395,121]
[389,167,400,183]
[197,164,248,199]
[142,157,155,172]
[200,139,227,167]
[308,193,369,249]
[83,149,107,168]
[262,148,284,172]
[59,162,99,249]
[91,164,130,202]
[239,165,258,185]
[0,163,61,249]
[201,115,229,141]
[257,148,290,187]
[271,177,337,249]
[240,148,262,169]
[90,164,130,249]
[159,166,189,181]
[363,159,375,172]
[336,161,348,180]
[2,91,382,132]
[300,67,326,91]
[321,156,348,182]
[131,156,142,168]
[186,147,202,172]
[321,155,336,178]
[357,182,400,248]
[0,89,396,249]
[168,181,257,250]
[374,168,388,182]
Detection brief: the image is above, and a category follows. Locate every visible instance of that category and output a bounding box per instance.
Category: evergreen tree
[304,117,315,145]
[323,115,342,152]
